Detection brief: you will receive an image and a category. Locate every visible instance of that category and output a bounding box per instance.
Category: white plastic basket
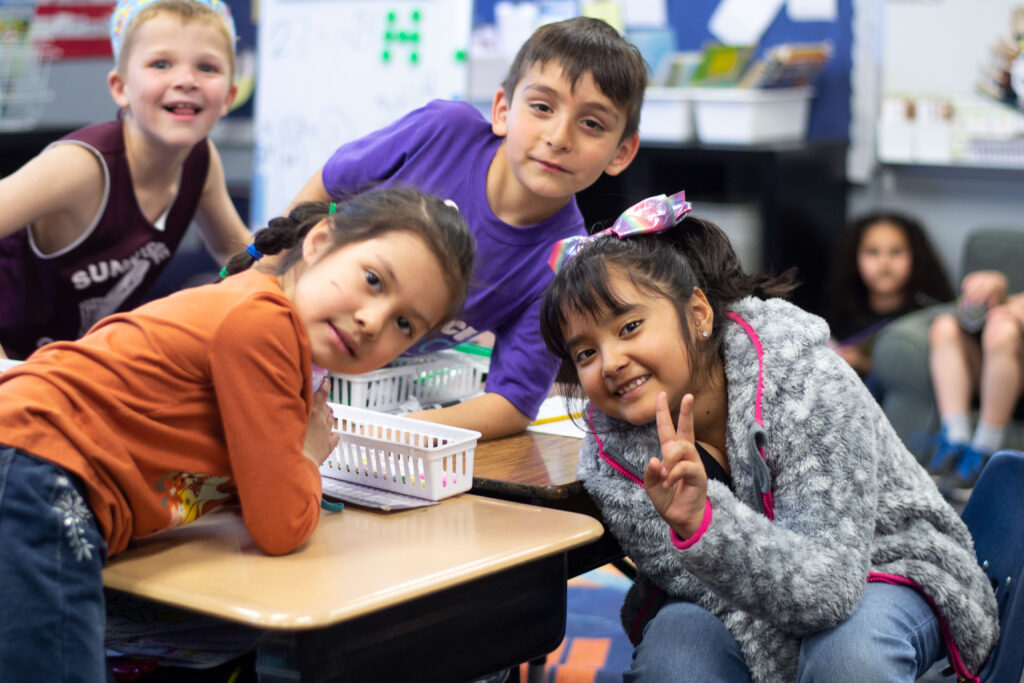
[0,41,55,132]
[320,403,479,501]
[326,350,486,411]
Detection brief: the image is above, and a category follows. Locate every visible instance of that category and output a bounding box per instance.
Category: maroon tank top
[0,119,209,359]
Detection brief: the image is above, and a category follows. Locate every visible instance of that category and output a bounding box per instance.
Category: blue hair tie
[246,244,263,260]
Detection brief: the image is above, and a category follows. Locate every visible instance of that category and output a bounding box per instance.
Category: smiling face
[563,266,710,426]
[286,225,452,375]
[108,12,236,150]
[489,61,638,222]
[856,220,912,305]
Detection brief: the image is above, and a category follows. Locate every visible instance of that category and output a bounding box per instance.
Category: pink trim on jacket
[867,572,979,682]
[724,311,775,519]
[669,499,713,549]
[588,405,645,487]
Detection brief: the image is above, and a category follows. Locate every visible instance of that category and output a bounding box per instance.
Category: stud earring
[702,330,709,338]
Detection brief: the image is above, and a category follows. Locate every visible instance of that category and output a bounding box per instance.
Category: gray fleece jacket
[578,297,998,682]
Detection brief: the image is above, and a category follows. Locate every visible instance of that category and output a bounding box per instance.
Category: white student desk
[103,493,603,682]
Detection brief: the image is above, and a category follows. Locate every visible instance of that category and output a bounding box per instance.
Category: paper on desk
[526,396,587,439]
[321,477,439,511]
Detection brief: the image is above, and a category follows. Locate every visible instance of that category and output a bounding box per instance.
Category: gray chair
[872,228,1024,463]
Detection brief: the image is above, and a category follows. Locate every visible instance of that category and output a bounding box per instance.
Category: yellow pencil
[530,412,583,426]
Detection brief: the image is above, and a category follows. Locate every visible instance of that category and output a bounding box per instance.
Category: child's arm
[643,392,708,539]
[192,140,251,264]
[405,392,531,440]
[0,143,105,245]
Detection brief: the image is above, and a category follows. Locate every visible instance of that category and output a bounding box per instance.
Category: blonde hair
[116,0,236,78]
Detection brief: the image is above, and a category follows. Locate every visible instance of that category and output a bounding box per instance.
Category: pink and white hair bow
[547,191,692,273]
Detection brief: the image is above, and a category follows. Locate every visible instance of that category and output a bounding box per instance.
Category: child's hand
[961,270,1009,309]
[643,392,708,540]
[303,383,339,467]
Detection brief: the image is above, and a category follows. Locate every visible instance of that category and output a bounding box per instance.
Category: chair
[872,228,1024,460]
[960,449,1024,681]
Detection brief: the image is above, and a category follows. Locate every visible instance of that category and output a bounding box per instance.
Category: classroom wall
[9,0,1024,287]
[475,0,853,141]
[850,0,1024,283]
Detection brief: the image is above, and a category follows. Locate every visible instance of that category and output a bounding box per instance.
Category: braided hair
[223,186,475,326]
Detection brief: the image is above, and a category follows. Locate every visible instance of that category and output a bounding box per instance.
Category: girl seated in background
[927,268,1024,499]
[539,193,996,682]
[826,211,954,398]
[0,187,474,682]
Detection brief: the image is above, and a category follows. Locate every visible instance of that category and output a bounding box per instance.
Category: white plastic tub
[691,87,813,145]
[640,87,696,143]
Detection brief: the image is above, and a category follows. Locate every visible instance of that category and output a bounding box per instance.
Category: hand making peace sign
[643,391,709,540]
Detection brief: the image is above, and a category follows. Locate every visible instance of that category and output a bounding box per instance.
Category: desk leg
[257,554,568,683]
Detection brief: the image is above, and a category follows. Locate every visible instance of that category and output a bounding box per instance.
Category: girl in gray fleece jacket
[539,195,998,682]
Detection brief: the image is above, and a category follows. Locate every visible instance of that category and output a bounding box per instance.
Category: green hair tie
[219,266,229,279]
[329,201,337,214]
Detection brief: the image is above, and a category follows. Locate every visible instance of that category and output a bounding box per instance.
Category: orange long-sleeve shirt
[0,270,321,556]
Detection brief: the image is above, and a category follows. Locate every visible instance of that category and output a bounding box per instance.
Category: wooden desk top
[103,494,602,630]
[472,431,584,500]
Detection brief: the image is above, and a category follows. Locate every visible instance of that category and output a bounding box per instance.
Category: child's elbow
[250,506,321,556]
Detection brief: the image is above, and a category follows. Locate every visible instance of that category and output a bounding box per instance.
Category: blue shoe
[927,433,966,476]
[938,446,991,503]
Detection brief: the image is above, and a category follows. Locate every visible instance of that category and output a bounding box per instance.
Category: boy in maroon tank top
[0,0,250,360]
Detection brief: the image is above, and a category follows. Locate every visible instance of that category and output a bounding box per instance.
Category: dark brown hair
[826,211,954,323]
[540,215,797,406]
[501,16,647,140]
[223,186,476,327]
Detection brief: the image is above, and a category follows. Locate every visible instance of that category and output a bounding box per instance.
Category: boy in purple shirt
[289,17,647,439]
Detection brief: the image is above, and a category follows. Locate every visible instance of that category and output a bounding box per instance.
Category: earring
[701,330,709,338]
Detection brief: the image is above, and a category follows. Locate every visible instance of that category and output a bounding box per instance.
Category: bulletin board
[252,0,472,226]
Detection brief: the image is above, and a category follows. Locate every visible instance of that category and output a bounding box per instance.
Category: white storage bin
[326,350,486,412]
[691,87,813,145]
[321,403,479,501]
[640,87,696,143]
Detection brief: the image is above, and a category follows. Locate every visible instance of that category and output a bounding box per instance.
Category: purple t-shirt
[321,100,587,419]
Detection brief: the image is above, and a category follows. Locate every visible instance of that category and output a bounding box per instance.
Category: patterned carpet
[517,564,634,683]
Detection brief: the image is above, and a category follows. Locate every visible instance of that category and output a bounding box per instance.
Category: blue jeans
[625,583,944,682]
[0,445,109,683]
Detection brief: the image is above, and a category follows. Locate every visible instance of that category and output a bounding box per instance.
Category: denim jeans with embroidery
[0,445,110,683]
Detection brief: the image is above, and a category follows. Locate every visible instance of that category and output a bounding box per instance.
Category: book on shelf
[738,42,832,89]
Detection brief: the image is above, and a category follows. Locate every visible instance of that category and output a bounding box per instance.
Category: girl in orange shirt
[0,186,474,682]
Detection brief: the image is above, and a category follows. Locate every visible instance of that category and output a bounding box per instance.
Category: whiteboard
[882,0,1018,96]
[253,0,472,226]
